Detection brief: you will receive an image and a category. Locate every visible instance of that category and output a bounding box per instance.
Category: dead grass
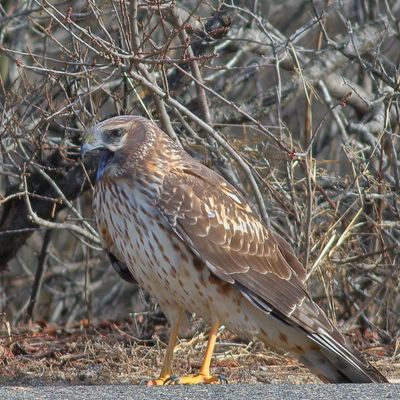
[1,320,398,385]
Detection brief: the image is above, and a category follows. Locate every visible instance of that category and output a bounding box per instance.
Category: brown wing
[157,159,339,338]
[108,252,137,284]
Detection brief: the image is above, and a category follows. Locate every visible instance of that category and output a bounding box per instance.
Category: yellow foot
[164,373,227,385]
[146,376,170,386]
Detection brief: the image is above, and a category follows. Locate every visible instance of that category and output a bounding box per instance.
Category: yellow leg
[171,321,223,385]
[147,309,183,386]
[200,321,219,376]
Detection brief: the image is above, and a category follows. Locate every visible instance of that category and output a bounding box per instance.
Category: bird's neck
[111,133,183,200]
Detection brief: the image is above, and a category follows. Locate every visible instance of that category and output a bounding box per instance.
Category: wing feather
[157,159,338,336]
[108,252,137,284]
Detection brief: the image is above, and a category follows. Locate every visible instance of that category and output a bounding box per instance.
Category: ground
[0,319,398,385]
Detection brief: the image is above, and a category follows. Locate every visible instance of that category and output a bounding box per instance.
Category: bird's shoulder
[157,158,307,283]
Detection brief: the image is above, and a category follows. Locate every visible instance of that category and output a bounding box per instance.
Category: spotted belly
[95,183,256,329]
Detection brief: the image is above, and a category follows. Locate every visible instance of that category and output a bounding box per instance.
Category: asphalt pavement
[1,384,400,400]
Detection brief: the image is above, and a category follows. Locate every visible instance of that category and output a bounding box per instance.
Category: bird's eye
[109,128,123,138]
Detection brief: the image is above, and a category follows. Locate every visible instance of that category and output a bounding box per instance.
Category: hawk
[81,115,387,384]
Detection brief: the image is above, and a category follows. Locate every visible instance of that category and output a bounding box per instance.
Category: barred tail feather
[299,331,388,383]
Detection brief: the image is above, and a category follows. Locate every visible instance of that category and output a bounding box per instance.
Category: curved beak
[81,127,105,159]
[81,142,105,159]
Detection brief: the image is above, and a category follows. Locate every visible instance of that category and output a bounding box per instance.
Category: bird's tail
[298,330,388,383]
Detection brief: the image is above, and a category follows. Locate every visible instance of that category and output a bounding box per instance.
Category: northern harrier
[81,115,387,384]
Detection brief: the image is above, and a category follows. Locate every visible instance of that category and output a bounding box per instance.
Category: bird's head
[81,115,139,158]
[81,115,152,180]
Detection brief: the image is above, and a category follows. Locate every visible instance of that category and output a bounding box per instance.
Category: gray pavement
[1,384,400,400]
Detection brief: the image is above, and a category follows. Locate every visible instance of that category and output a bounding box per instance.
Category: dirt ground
[1,319,398,385]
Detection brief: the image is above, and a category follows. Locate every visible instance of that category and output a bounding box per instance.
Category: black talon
[218,374,228,384]
[164,375,180,385]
